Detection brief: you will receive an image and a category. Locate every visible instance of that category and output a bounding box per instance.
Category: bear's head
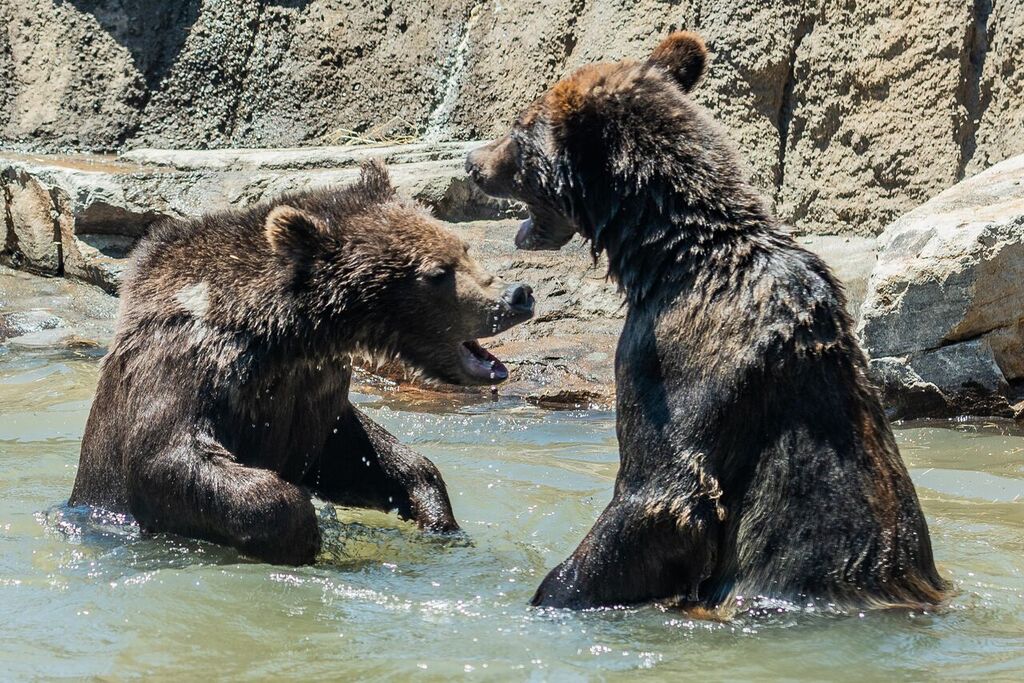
[465,31,714,253]
[264,161,535,385]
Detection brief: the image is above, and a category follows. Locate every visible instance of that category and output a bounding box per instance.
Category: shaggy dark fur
[467,32,949,612]
[69,161,534,564]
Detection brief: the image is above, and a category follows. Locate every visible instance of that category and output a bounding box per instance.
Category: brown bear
[466,32,949,612]
[69,160,535,565]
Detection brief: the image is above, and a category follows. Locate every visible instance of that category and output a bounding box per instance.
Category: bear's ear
[648,31,707,93]
[356,158,396,203]
[264,205,328,262]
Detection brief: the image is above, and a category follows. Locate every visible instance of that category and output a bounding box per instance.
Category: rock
[2,167,61,275]
[858,154,1024,419]
[966,0,1024,178]
[2,143,882,407]
[1,153,178,291]
[1,143,518,292]
[775,1,978,237]
[0,265,118,351]
[3,1,1023,237]
[793,234,877,314]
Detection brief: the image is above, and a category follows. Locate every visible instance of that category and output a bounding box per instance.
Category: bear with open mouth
[69,160,534,564]
[467,32,949,612]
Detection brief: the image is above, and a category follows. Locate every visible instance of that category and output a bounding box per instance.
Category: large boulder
[858,154,1024,420]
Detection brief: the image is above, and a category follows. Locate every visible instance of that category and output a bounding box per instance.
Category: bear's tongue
[460,341,509,383]
[514,217,536,249]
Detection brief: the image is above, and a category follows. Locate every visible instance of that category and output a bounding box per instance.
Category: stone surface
[2,167,61,275]
[1,1,1022,237]
[1,146,879,409]
[794,234,878,314]
[967,0,1024,177]
[0,143,518,292]
[858,154,1024,419]
[0,265,117,351]
[776,1,978,237]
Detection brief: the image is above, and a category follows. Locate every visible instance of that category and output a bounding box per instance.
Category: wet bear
[467,32,948,611]
[69,161,535,565]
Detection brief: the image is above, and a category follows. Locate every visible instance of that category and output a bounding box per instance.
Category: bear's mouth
[514,215,576,251]
[458,340,509,384]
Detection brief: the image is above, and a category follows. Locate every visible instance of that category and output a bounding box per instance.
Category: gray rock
[869,341,1020,422]
[793,234,877,314]
[2,167,61,275]
[858,154,1024,418]
[0,265,117,351]
[911,338,1009,396]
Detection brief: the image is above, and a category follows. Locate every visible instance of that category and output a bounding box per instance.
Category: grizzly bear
[69,160,535,565]
[466,32,949,612]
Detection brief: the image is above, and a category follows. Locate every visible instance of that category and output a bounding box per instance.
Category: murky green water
[1,349,1022,681]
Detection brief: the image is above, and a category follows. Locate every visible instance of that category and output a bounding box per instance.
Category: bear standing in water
[70,161,534,564]
[467,32,948,612]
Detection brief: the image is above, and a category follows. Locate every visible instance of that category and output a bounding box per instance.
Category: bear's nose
[465,150,483,179]
[502,283,534,312]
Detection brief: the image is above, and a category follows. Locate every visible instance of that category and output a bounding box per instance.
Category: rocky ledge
[10,143,1017,418]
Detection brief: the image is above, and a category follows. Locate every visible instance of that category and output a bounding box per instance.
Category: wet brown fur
[69,161,532,564]
[467,32,949,612]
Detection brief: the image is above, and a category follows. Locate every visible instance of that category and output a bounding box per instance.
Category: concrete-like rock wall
[2,1,1022,236]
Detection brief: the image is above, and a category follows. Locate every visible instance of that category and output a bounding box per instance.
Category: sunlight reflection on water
[1,350,1023,680]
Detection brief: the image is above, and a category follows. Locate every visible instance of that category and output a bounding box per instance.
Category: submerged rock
[858,154,1024,420]
[0,265,117,351]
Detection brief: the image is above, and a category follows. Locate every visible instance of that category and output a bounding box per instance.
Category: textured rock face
[1,1,1021,236]
[858,154,1024,419]
[969,0,1024,176]
[777,1,973,236]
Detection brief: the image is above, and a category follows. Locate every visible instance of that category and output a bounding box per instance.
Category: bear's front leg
[308,406,459,533]
[127,432,321,565]
[532,495,718,609]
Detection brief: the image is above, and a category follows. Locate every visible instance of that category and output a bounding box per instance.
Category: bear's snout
[465,138,518,198]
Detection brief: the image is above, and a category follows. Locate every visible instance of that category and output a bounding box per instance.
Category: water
[1,349,1023,680]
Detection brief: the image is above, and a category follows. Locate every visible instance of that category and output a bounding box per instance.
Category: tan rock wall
[1,1,1022,236]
